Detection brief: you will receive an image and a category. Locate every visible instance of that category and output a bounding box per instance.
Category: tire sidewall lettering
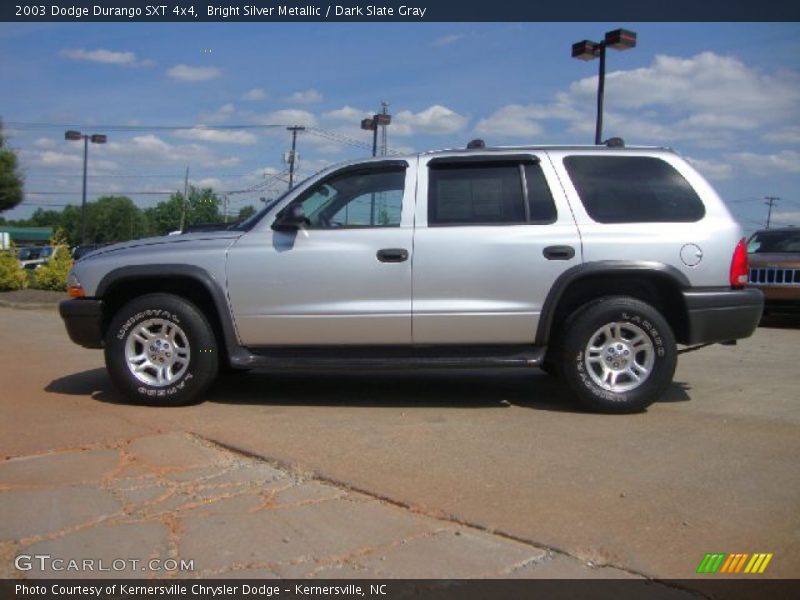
[116,309,180,340]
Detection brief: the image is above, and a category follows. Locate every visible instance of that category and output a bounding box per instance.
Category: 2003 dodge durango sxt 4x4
[60,141,764,413]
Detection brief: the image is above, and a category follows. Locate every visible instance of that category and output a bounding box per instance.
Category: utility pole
[180,165,189,232]
[286,126,305,189]
[223,194,229,223]
[765,196,780,229]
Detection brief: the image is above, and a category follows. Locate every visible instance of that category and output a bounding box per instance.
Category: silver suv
[59,142,763,413]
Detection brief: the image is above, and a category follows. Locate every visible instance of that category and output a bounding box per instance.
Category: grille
[749,267,800,286]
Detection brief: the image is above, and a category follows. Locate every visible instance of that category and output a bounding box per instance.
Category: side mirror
[272,204,307,232]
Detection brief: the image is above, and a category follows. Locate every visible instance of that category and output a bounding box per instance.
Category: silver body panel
[70,146,744,349]
[411,151,580,344]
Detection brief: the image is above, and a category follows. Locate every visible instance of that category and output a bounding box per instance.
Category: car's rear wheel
[559,296,677,413]
[104,293,218,406]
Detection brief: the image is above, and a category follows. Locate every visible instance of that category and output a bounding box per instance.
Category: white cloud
[393,105,468,136]
[60,48,153,67]
[323,106,370,122]
[432,34,464,47]
[242,88,268,101]
[566,52,800,142]
[727,150,800,176]
[762,126,800,145]
[105,134,238,168]
[33,137,56,149]
[256,109,317,127]
[474,103,582,138]
[190,177,224,189]
[174,127,257,145]
[476,52,800,148]
[167,64,222,82]
[684,156,734,181]
[199,103,237,123]
[23,149,118,172]
[770,210,800,226]
[284,89,323,104]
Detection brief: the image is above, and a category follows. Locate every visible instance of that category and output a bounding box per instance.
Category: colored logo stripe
[697,553,726,574]
[697,553,773,574]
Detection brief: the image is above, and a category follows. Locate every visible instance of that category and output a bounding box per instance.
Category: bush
[31,230,71,291]
[0,247,28,291]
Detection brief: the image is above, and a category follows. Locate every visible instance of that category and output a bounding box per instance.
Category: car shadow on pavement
[759,313,800,329]
[46,368,692,413]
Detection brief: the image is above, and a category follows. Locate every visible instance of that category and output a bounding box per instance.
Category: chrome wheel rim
[124,318,190,387]
[584,322,654,393]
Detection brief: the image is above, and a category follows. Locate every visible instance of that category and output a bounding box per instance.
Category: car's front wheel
[104,293,218,406]
[559,296,677,413]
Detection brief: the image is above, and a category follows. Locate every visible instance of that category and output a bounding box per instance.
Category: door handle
[377,248,409,263]
[543,245,575,260]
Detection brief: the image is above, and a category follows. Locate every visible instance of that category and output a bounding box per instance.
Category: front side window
[428,160,556,226]
[564,155,705,223]
[291,167,406,229]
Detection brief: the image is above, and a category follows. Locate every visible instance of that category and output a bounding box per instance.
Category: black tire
[559,296,677,414]
[104,293,219,406]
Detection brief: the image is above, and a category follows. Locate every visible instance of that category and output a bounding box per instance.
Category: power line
[5,121,286,132]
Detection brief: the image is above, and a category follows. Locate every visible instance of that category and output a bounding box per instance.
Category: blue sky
[1,22,799,232]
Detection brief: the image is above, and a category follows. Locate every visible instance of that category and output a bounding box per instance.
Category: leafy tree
[0,119,25,213]
[32,229,71,291]
[145,186,223,235]
[0,244,27,291]
[237,205,257,221]
[84,196,149,244]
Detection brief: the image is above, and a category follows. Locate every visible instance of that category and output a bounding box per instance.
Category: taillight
[729,238,749,289]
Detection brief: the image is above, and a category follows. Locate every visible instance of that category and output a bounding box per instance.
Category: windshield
[748,230,800,253]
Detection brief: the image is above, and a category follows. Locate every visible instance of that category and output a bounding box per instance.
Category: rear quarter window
[564,156,705,223]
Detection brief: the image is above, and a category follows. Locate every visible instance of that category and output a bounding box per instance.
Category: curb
[0,300,60,311]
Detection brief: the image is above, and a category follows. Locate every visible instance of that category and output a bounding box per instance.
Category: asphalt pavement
[1,305,798,586]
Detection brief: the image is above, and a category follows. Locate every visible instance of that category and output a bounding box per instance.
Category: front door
[227,161,415,346]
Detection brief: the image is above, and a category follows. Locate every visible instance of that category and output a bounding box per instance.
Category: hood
[78,230,243,261]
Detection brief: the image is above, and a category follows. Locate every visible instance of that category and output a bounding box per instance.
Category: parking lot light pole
[571,29,637,145]
[65,130,107,244]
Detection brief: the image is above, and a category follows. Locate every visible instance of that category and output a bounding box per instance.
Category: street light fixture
[361,111,392,157]
[571,28,637,145]
[65,130,107,244]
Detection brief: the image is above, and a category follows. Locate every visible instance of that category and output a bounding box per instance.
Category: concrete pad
[355,529,545,578]
[0,486,120,541]
[503,553,642,578]
[179,498,439,571]
[271,481,345,507]
[126,433,229,471]
[21,521,172,579]
[0,449,120,488]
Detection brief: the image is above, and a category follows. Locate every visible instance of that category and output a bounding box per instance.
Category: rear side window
[428,160,557,226]
[564,156,705,223]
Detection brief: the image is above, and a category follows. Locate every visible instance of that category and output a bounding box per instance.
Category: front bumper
[59,299,104,349]
[683,288,763,345]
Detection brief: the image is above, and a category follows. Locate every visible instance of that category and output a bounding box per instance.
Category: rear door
[411,152,581,344]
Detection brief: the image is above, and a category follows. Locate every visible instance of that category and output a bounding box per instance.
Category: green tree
[84,196,149,244]
[237,205,257,221]
[31,229,71,291]
[0,119,25,213]
[0,245,27,291]
[145,186,223,235]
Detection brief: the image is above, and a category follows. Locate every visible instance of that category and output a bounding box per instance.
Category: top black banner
[2,0,799,22]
